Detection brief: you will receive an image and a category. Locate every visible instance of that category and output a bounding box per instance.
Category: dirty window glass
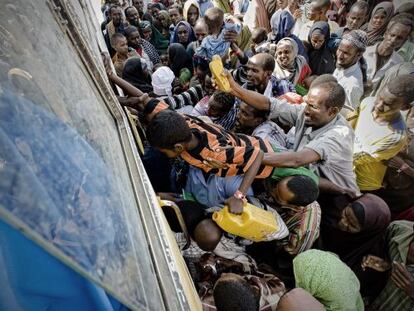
[0,1,165,310]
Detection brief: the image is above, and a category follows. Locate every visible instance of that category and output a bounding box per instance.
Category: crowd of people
[101,0,414,310]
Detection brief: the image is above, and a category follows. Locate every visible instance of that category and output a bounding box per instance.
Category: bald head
[250,53,275,72]
[194,219,223,251]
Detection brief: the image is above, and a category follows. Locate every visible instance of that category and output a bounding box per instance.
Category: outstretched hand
[211,70,238,95]
[101,51,113,76]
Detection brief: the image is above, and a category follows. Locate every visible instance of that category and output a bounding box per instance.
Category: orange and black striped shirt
[146,100,274,178]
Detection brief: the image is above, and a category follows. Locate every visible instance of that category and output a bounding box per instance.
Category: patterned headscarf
[362,2,394,46]
[342,30,368,52]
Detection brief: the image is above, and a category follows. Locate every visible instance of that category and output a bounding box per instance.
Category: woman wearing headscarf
[269,10,307,60]
[155,10,171,40]
[367,221,414,311]
[361,2,394,46]
[122,57,153,93]
[183,0,201,27]
[139,20,169,54]
[306,21,336,75]
[172,21,196,49]
[168,43,194,77]
[273,38,312,86]
[320,193,391,297]
[293,249,364,311]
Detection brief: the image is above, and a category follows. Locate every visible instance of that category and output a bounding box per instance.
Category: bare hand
[202,156,229,169]
[341,187,360,200]
[211,70,238,94]
[391,262,414,298]
[293,9,302,20]
[223,30,238,43]
[361,255,391,272]
[226,196,244,215]
[101,51,113,76]
[119,93,150,110]
[388,156,406,170]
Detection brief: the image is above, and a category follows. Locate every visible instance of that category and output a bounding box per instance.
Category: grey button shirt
[269,98,359,191]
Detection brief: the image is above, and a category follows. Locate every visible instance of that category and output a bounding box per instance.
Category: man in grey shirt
[209,72,359,195]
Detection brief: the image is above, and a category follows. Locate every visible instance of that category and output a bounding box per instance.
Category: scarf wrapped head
[169,43,194,76]
[152,66,175,96]
[293,250,364,311]
[157,10,171,28]
[308,21,330,49]
[277,37,299,58]
[122,57,153,93]
[172,21,197,47]
[362,2,394,46]
[183,0,201,23]
[270,10,295,42]
[139,20,169,54]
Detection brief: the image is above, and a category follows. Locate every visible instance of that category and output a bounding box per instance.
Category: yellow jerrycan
[212,203,279,242]
[209,55,231,92]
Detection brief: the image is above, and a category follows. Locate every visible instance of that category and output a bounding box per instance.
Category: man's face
[245,57,270,87]
[346,8,367,30]
[127,30,141,49]
[132,0,144,12]
[152,7,160,18]
[276,44,295,68]
[303,87,335,128]
[194,24,208,43]
[126,7,140,26]
[110,7,123,26]
[177,25,189,43]
[187,5,199,26]
[169,8,182,25]
[235,102,263,133]
[307,3,321,21]
[382,23,412,52]
[336,40,360,69]
[115,37,129,54]
[267,178,296,207]
[277,0,288,9]
[373,87,405,118]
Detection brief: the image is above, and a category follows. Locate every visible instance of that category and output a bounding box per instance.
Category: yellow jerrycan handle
[209,55,231,92]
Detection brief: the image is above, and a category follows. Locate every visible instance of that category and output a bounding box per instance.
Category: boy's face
[157,145,184,158]
[115,37,129,54]
[267,177,296,207]
[169,8,182,25]
[160,54,169,66]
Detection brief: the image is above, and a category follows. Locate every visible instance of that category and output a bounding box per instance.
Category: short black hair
[110,32,126,48]
[386,74,414,104]
[310,74,337,87]
[124,6,136,17]
[350,1,369,13]
[169,4,183,14]
[388,13,414,33]
[108,4,121,15]
[286,175,319,206]
[212,91,235,112]
[146,110,192,149]
[312,81,346,109]
[214,278,259,311]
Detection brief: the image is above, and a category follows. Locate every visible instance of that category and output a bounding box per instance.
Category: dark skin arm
[262,148,320,167]
[227,150,264,214]
[319,177,360,199]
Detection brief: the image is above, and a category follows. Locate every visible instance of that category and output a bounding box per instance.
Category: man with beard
[240,53,295,98]
[103,5,126,56]
[352,76,414,192]
[333,30,367,112]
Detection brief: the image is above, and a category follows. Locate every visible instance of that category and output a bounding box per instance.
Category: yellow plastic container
[209,55,231,92]
[212,203,279,242]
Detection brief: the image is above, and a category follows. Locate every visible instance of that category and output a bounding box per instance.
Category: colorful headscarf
[139,21,169,54]
[361,2,394,46]
[293,250,364,311]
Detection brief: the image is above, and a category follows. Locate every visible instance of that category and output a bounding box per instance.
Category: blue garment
[185,167,253,207]
[0,219,129,311]
[198,0,214,16]
[196,22,242,60]
[241,76,295,99]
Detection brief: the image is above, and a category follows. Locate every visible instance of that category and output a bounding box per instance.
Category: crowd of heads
[101,0,414,310]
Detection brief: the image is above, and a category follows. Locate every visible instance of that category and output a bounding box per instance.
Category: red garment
[393,207,414,222]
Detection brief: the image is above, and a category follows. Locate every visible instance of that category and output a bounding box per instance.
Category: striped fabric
[163,85,204,110]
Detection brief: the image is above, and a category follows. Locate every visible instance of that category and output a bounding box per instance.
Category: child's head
[147,110,192,158]
[251,27,267,45]
[213,273,260,311]
[111,33,129,55]
[207,91,235,119]
[194,18,209,43]
[194,218,223,251]
[204,7,224,35]
[169,4,183,25]
[264,175,319,207]
[160,53,169,66]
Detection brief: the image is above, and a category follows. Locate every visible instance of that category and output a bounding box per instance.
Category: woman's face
[142,27,152,40]
[371,11,387,30]
[276,44,295,67]
[310,32,326,50]
[187,5,199,26]
[177,25,189,43]
[338,206,362,233]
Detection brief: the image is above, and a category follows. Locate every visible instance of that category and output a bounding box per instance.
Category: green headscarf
[139,21,169,54]
[293,249,364,311]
